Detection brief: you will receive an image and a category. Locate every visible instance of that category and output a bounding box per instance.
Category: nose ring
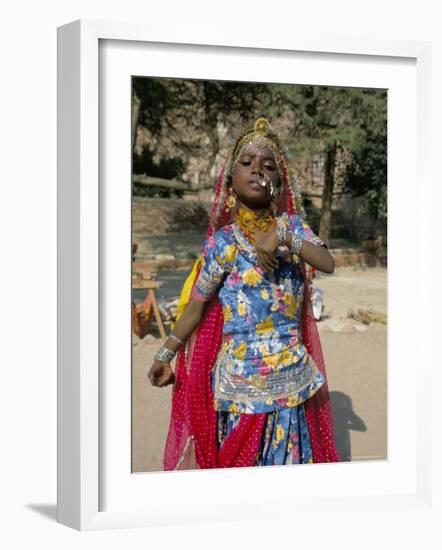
[257,173,270,188]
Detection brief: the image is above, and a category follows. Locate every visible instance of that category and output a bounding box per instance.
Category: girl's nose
[252,160,263,174]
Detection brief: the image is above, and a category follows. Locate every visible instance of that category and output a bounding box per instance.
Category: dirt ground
[132,265,387,472]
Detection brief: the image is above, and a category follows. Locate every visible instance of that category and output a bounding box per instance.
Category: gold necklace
[234,207,276,244]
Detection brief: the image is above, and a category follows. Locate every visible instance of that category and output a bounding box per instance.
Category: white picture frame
[57,18,432,531]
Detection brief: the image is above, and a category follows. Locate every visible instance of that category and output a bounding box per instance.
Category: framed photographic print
[57,19,432,530]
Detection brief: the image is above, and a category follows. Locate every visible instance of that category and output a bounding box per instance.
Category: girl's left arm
[285,232,335,274]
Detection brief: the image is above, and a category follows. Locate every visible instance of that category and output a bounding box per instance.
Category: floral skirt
[217,404,313,466]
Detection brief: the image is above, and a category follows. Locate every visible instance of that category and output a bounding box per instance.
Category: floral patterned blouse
[190,213,327,414]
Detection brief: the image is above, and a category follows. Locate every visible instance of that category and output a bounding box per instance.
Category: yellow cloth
[170,256,203,329]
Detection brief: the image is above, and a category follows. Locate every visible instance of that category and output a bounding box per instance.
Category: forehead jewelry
[238,134,270,155]
[232,119,282,157]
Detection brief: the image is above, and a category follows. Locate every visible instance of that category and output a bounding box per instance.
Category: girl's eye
[240,161,251,166]
[265,165,276,171]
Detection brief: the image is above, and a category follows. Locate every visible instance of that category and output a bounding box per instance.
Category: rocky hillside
[132,197,212,235]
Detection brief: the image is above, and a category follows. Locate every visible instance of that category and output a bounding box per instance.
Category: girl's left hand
[255,229,279,272]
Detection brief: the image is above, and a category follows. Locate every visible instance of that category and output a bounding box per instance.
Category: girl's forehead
[237,140,276,161]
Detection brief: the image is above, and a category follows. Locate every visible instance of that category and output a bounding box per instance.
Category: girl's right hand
[147,360,175,387]
[255,229,279,272]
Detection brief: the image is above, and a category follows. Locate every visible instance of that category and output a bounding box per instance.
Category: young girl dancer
[148,118,340,469]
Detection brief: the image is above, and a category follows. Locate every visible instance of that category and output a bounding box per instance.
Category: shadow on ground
[25,504,57,522]
[330,390,367,461]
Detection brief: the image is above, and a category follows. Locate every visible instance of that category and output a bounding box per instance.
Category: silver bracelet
[276,218,287,247]
[290,232,303,256]
[169,333,184,346]
[154,346,176,363]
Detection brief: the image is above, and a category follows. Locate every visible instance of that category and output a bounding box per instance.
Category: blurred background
[131,77,387,472]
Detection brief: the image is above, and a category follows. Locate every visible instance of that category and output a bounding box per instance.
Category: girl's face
[231,142,280,209]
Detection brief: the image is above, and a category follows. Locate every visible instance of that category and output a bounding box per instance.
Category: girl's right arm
[147,298,209,387]
[149,232,230,387]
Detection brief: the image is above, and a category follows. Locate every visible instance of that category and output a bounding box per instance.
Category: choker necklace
[234,207,276,244]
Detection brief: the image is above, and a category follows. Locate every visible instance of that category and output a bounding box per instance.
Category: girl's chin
[239,197,271,210]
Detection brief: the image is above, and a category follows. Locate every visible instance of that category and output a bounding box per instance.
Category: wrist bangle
[276,217,287,246]
[290,232,303,256]
[169,333,184,346]
[154,346,176,363]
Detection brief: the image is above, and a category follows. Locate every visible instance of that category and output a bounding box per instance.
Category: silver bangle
[290,232,303,256]
[169,333,184,346]
[154,346,176,363]
[276,217,287,246]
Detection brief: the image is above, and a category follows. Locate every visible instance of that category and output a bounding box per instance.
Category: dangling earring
[225,187,236,212]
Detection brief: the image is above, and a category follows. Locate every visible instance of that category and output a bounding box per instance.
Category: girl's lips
[248,181,266,191]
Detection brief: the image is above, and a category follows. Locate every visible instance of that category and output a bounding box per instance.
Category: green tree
[132,77,271,186]
[132,78,387,234]
[266,85,387,243]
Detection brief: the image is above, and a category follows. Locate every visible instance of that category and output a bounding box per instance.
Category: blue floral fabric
[191,213,327,416]
[217,405,314,465]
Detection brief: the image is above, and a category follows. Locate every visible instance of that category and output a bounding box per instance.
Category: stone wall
[132,197,211,235]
